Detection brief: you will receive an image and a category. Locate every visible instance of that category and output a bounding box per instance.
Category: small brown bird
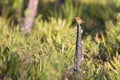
[75,17,84,24]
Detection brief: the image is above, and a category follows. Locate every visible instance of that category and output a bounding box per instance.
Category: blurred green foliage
[0,0,120,80]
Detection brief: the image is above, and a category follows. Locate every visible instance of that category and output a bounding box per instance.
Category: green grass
[0,15,120,80]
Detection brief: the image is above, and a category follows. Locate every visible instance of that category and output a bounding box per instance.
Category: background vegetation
[0,0,120,80]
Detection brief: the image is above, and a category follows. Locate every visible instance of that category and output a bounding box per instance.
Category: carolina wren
[75,17,84,24]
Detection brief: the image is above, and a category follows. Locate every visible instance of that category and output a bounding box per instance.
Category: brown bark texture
[22,0,39,34]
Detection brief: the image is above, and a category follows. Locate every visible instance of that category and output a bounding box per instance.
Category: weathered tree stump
[73,17,84,80]
[62,17,84,80]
